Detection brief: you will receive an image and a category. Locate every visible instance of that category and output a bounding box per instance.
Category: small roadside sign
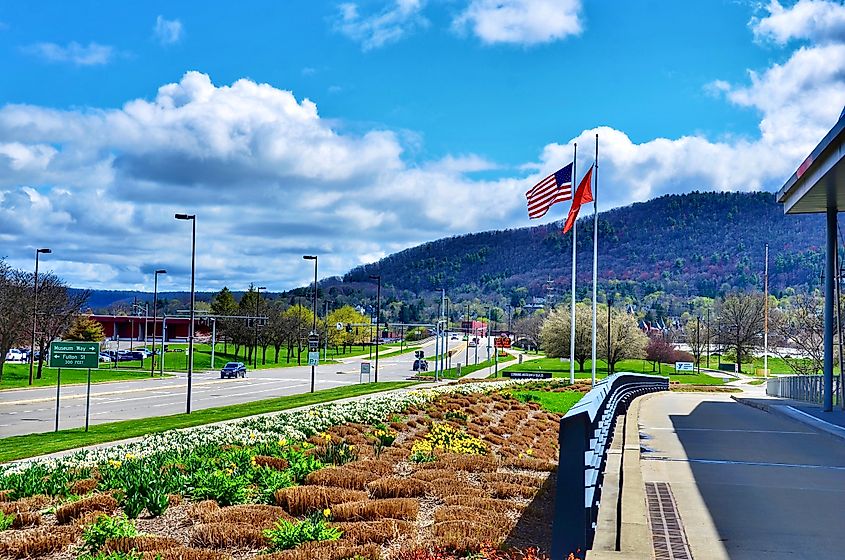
[361,362,371,375]
[675,361,694,372]
[49,341,99,369]
[308,351,320,366]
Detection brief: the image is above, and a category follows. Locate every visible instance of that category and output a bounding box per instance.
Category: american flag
[526,162,573,219]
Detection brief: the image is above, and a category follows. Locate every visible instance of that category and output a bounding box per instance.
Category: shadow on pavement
[667,399,845,559]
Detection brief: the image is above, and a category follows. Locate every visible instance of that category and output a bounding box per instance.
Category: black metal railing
[550,372,669,559]
[766,374,843,406]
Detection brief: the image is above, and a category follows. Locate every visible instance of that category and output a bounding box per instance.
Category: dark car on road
[220,362,247,379]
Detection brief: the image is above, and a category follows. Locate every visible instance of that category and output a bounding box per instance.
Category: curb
[732,396,845,442]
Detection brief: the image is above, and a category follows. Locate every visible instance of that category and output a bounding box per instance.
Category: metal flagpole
[570,143,577,385]
[764,243,769,378]
[591,134,599,384]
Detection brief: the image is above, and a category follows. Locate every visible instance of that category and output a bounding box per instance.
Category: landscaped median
[0,382,418,463]
[0,378,590,559]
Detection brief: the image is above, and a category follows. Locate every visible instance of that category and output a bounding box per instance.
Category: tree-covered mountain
[81,191,826,315]
[345,191,826,303]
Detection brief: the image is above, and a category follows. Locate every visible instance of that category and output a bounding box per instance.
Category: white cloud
[335,0,428,50]
[21,41,113,66]
[3,0,845,290]
[453,0,583,45]
[753,0,845,45]
[153,15,183,46]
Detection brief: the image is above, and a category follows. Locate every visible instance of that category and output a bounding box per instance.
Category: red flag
[563,166,593,233]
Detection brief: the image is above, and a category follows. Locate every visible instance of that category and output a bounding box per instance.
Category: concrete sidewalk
[638,391,845,559]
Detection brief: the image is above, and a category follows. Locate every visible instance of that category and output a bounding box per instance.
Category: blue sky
[1,0,843,290]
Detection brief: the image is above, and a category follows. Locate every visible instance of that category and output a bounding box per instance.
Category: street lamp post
[607,298,613,374]
[151,269,166,376]
[29,248,51,386]
[464,304,470,369]
[369,275,381,382]
[303,256,318,392]
[254,286,266,369]
[175,213,196,414]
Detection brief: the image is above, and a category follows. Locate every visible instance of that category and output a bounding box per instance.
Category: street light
[151,269,166,376]
[29,248,51,385]
[607,298,613,374]
[369,275,381,382]
[175,213,196,414]
[303,256,318,392]
[254,286,266,369]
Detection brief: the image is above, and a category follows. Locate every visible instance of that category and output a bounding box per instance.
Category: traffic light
[346,323,352,333]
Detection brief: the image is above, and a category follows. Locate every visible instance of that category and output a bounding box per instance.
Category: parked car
[5,349,25,362]
[450,334,458,340]
[412,359,428,372]
[220,362,247,379]
[99,353,112,363]
[468,341,477,347]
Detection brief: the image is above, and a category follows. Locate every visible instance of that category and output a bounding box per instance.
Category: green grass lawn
[0,363,162,391]
[509,390,583,414]
[698,355,812,375]
[106,342,420,373]
[0,381,417,463]
[500,357,726,385]
[417,353,515,379]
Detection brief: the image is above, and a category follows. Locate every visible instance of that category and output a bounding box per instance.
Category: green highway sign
[49,341,100,369]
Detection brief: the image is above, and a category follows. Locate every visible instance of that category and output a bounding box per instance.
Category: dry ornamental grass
[305,466,380,490]
[189,522,269,549]
[55,493,117,524]
[274,486,367,516]
[330,498,420,522]
[367,477,431,499]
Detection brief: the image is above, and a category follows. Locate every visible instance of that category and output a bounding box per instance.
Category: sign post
[50,342,100,432]
[360,362,371,383]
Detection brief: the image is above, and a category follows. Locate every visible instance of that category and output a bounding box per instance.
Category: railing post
[552,412,590,559]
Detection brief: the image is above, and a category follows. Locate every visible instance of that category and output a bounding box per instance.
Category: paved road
[0,335,502,438]
[0,337,490,438]
[639,391,845,559]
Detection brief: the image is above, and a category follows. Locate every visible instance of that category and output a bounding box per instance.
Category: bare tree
[0,260,30,381]
[717,293,764,373]
[684,317,709,367]
[512,314,543,352]
[770,293,824,375]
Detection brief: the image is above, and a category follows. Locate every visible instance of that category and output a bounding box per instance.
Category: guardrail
[551,372,669,559]
[766,374,843,406]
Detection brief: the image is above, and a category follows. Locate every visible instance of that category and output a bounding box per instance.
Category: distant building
[460,320,488,337]
[89,314,199,342]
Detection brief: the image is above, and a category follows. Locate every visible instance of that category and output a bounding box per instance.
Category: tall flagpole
[591,134,599,384]
[764,243,769,378]
[570,143,577,385]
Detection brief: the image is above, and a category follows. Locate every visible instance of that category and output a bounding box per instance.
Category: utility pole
[706,308,711,368]
[696,315,701,374]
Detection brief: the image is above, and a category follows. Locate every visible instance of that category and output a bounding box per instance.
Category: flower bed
[0,380,586,559]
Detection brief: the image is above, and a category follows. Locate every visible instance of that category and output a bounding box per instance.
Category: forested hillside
[345,191,826,302]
